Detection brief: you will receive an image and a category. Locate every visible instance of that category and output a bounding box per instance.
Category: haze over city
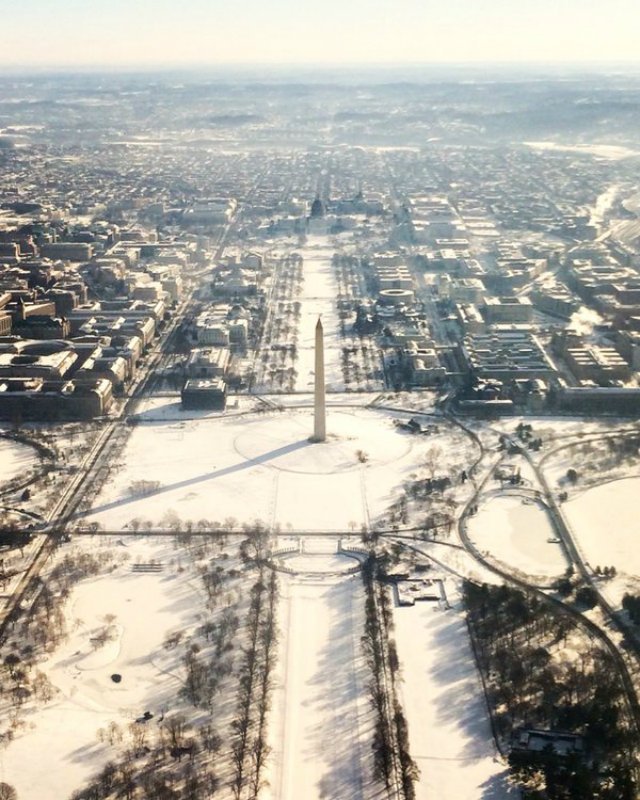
[3,0,640,66]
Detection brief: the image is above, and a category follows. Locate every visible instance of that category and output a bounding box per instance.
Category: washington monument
[312,316,326,442]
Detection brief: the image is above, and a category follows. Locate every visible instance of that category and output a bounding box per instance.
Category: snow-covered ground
[398,539,511,588]
[0,537,205,799]
[0,437,39,485]
[129,393,377,421]
[489,416,630,446]
[86,407,445,532]
[590,184,621,228]
[552,441,639,487]
[394,580,515,800]
[274,392,377,409]
[295,238,343,392]
[564,477,640,575]
[523,141,640,160]
[267,551,374,800]
[467,495,568,580]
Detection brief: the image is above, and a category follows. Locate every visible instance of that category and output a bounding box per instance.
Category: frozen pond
[467,494,568,579]
[0,436,39,485]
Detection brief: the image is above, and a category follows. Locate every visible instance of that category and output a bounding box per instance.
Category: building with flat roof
[554,329,632,383]
[76,355,129,391]
[0,349,78,380]
[568,263,638,301]
[564,345,631,383]
[511,728,583,758]
[530,288,579,320]
[483,296,533,324]
[460,332,557,381]
[40,242,93,261]
[0,378,113,420]
[455,303,486,334]
[181,378,227,410]
[186,347,230,379]
[556,386,640,413]
[449,278,487,305]
[402,343,446,386]
[195,315,229,346]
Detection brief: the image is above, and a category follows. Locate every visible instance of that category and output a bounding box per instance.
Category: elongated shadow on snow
[424,608,499,761]
[76,438,312,521]
[480,771,518,799]
[66,741,104,765]
[298,577,369,800]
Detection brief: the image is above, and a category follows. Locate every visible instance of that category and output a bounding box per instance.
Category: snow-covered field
[467,495,568,580]
[540,430,640,494]
[564,477,640,575]
[294,238,343,392]
[275,392,378,409]
[86,407,444,532]
[268,550,373,800]
[394,580,515,800]
[0,537,205,799]
[0,436,39,485]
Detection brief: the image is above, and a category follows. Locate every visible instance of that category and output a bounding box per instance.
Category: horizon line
[1,59,640,73]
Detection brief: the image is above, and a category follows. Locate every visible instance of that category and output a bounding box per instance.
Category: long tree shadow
[480,771,518,798]
[75,438,312,521]
[298,576,371,800]
[426,608,499,761]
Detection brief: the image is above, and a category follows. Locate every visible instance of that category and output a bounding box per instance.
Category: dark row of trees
[229,565,278,800]
[464,580,639,798]
[256,254,302,391]
[361,554,418,800]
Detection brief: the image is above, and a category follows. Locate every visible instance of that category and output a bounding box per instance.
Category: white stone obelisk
[312,316,326,442]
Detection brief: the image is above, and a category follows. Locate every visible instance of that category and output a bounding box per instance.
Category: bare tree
[164,713,188,748]
[0,783,17,800]
[424,445,443,481]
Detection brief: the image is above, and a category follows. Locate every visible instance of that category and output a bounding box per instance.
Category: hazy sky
[2,0,640,67]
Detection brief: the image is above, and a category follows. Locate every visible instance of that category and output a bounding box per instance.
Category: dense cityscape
[0,68,640,799]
